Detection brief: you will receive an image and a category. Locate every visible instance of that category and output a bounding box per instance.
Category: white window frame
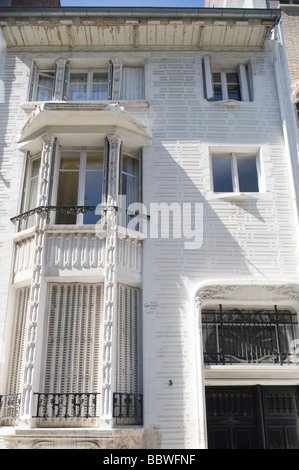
[203,56,251,102]
[20,154,41,230]
[31,68,55,102]
[67,69,109,101]
[118,151,142,229]
[52,147,105,225]
[211,153,260,194]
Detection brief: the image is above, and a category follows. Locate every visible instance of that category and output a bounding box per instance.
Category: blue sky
[60,1,205,7]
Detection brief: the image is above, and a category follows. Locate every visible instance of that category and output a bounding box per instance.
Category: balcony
[11,205,143,284]
[0,394,21,425]
[0,392,143,427]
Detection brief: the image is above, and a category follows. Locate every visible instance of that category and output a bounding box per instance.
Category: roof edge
[0,6,281,21]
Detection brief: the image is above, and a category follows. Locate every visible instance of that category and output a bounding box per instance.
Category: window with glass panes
[119,154,140,228]
[21,156,41,229]
[212,154,259,193]
[67,71,109,101]
[35,72,55,101]
[56,150,104,225]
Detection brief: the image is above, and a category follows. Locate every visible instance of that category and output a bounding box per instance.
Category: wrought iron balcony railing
[113,392,143,423]
[0,394,21,421]
[203,306,298,365]
[33,393,100,419]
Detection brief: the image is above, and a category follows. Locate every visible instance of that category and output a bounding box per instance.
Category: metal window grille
[203,305,298,365]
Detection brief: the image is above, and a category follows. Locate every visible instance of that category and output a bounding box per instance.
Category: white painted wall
[0,40,298,448]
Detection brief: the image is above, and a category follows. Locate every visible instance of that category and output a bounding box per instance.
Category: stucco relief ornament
[196,284,238,303]
[264,285,299,300]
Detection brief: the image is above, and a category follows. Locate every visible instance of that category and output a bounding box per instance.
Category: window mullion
[87,71,93,100]
[77,150,86,224]
[221,71,228,101]
[231,155,239,192]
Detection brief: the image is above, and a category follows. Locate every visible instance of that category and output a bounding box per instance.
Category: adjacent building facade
[0,1,299,449]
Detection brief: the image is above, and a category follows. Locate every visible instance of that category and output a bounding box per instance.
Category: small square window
[212,154,259,193]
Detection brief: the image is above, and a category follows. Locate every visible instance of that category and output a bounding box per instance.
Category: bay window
[20,156,41,229]
[119,153,141,228]
[29,59,145,102]
[56,150,104,225]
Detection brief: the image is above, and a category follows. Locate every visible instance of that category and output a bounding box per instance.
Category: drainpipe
[0,26,6,103]
[273,18,299,244]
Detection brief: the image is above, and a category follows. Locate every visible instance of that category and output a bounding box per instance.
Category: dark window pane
[213,73,223,101]
[212,157,233,192]
[226,73,241,101]
[56,156,80,224]
[237,157,259,192]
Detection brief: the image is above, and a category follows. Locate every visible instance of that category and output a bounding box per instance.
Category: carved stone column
[111,59,122,101]
[19,134,56,424]
[101,134,121,426]
[53,59,68,101]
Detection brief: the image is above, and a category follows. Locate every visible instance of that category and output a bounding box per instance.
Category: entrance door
[206,386,299,449]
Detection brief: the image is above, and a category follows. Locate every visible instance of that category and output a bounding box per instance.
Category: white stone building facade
[0,3,299,449]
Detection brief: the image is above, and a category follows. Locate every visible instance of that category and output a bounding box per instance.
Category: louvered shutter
[117,284,140,394]
[238,64,250,102]
[8,287,30,394]
[122,67,144,100]
[43,283,103,394]
[202,56,214,101]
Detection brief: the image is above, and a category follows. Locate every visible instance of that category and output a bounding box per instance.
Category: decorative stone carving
[111,59,122,100]
[101,134,121,424]
[19,134,56,423]
[264,284,299,300]
[53,59,68,101]
[196,284,238,303]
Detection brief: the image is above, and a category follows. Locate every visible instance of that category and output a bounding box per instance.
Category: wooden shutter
[238,64,250,102]
[108,61,113,100]
[62,61,70,101]
[117,284,141,394]
[43,283,103,393]
[8,286,30,394]
[28,62,37,101]
[203,56,214,101]
[122,67,144,100]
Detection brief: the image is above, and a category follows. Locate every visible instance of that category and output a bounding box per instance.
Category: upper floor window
[203,56,252,102]
[211,154,259,193]
[35,72,55,101]
[29,60,145,102]
[67,71,109,101]
[203,306,298,365]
